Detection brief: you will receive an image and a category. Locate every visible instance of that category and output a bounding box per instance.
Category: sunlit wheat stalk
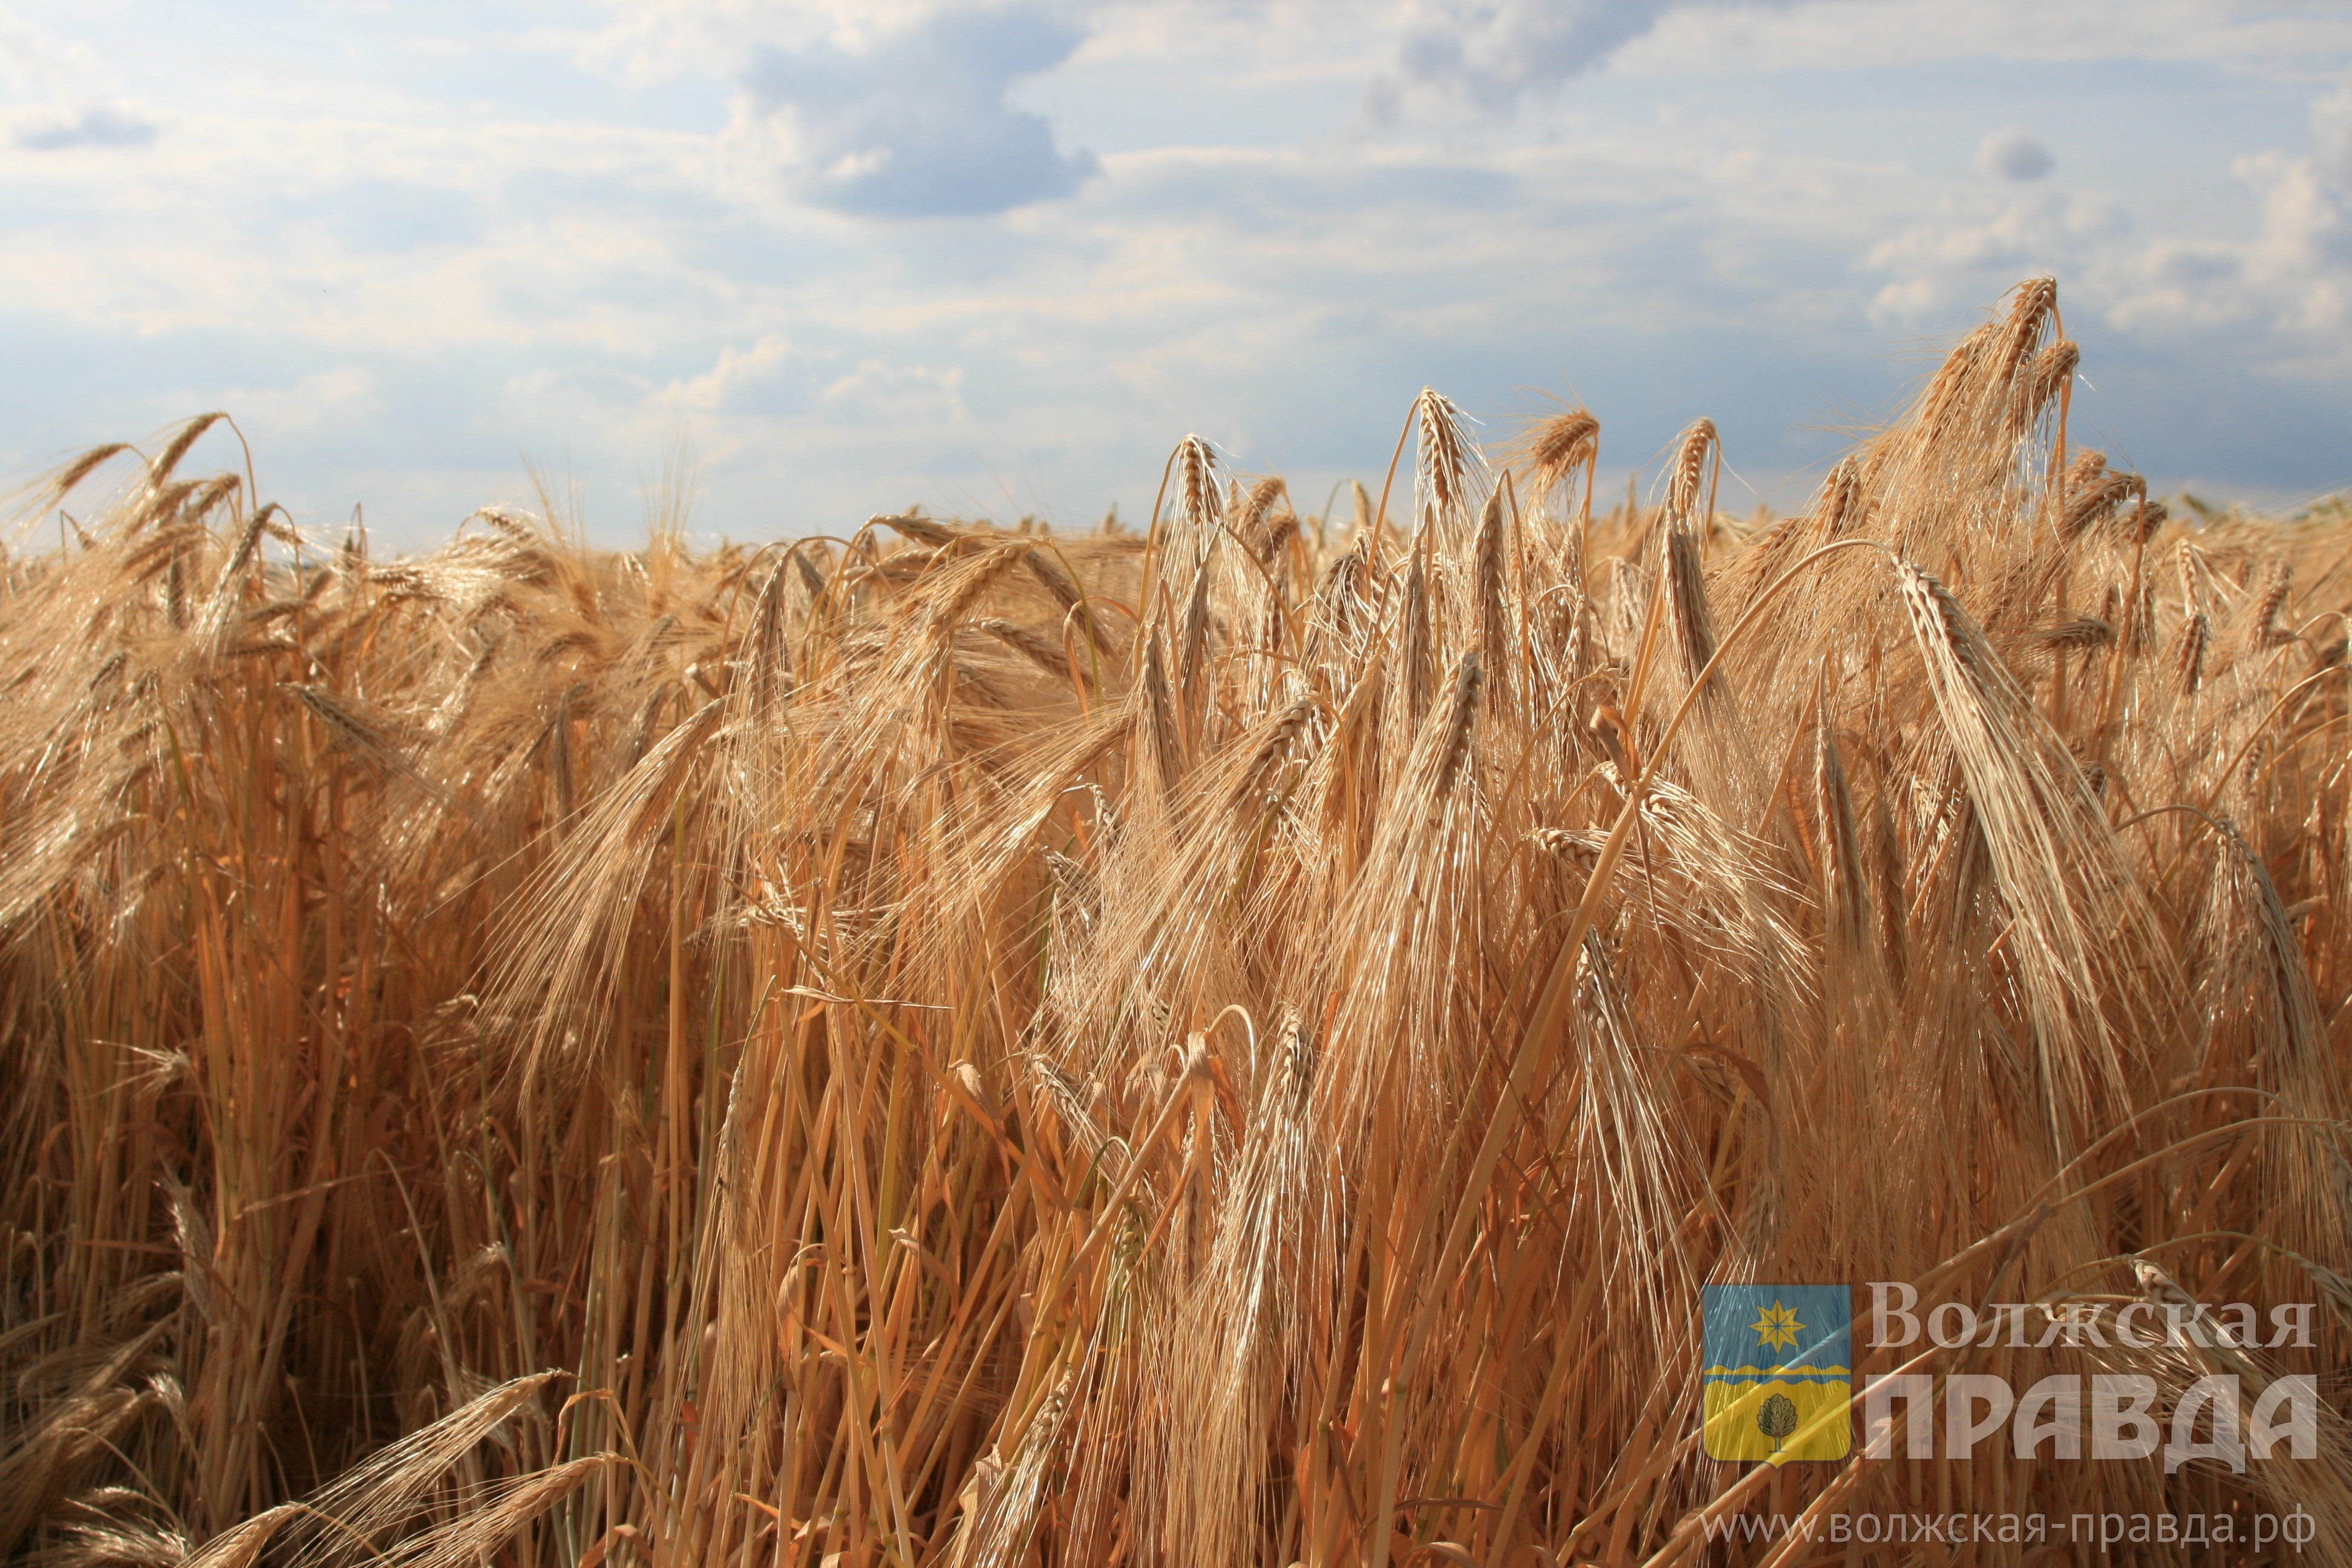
[4,278,2351,1568]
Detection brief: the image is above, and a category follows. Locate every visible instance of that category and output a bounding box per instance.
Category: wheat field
[4,278,2350,1567]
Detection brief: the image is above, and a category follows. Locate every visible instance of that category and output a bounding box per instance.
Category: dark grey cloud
[1978,128,2055,181]
[12,104,156,151]
[743,8,1096,218]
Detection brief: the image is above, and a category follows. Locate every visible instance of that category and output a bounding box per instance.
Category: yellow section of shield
[1702,1376,1852,1464]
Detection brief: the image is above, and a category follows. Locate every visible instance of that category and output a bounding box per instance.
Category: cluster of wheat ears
[4,278,2350,1568]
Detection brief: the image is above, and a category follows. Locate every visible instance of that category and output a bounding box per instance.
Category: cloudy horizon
[2,0,2348,547]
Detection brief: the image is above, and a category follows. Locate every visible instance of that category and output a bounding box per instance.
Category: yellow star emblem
[1751,1300,1803,1353]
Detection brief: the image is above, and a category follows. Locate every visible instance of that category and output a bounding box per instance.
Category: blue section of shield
[1701,1284,1852,1380]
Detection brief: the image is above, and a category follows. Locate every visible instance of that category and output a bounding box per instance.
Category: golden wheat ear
[13,274,2352,1568]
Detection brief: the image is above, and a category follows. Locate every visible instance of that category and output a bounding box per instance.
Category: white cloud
[2,6,150,150]
[1866,76,2352,380]
[10,102,155,151]
[0,0,2349,544]
[0,3,96,95]
[656,335,798,411]
[211,366,378,439]
[2316,75,2352,183]
[822,358,967,423]
[1623,0,2352,76]
[2232,148,2348,341]
[573,0,953,87]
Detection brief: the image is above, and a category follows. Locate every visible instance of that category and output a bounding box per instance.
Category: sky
[1,0,2348,547]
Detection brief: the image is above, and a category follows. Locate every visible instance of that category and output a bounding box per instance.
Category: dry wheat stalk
[3,279,2350,1568]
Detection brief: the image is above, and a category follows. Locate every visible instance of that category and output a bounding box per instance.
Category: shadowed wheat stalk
[4,279,2350,1568]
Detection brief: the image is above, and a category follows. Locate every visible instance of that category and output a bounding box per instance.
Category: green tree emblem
[1757,1393,1800,1452]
